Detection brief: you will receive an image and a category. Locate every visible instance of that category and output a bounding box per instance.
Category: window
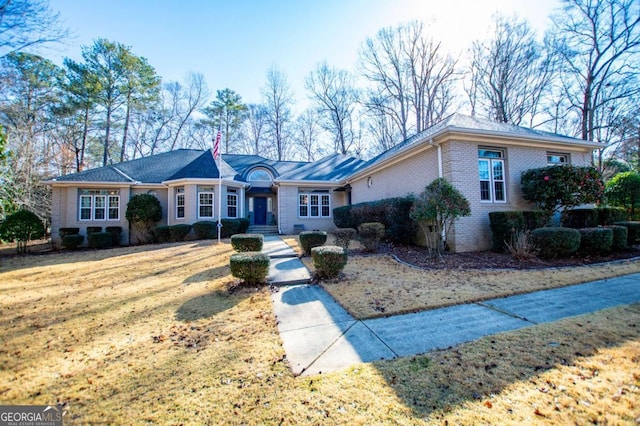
[478,149,506,203]
[248,169,272,181]
[198,186,214,218]
[227,190,238,218]
[299,192,330,218]
[176,187,185,219]
[547,152,570,165]
[78,189,120,221]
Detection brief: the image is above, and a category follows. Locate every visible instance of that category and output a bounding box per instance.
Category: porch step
[247,225,279,235]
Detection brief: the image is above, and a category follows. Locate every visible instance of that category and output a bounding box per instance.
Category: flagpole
[216,112,223,244]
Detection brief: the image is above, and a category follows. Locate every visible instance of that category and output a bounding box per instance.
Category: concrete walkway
[263,235,311,286]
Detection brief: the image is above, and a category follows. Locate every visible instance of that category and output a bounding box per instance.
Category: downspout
[276,183,282,234]
[429,138,443,178]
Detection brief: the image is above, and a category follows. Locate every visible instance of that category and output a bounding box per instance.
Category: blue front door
[254,197,267,225]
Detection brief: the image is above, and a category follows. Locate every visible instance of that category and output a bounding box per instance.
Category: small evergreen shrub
[312,246,347,279]
[598,207,627,225]
[607,225,628,252]
[523,210,549,230]
[299,231,327,255]
[62,234,84,250]
[59,227,80,238]
[231,234,264,252]
[562,209,599,229]
[332,228,356,250]
[358,222,385,252]
[152,225,171,243]
[489,211,526,252]
[105,226,122,246]
[86,226,102,235]
[578,227,613,255]
[88,231,113,249]
[0,209,46,254]
[220,218,250,238]
[169,224,191,241]
[531,227,581,259]
[333,205,354,228]
[613,221,640,246]
[229,252,270,285]
[193,221,217,239]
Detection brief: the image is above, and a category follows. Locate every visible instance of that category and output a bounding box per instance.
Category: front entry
[254,197,267,225]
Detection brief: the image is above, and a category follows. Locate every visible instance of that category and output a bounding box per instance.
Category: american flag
[213,130,221,160]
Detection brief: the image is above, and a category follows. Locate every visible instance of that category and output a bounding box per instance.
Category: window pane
[227,194,237,218]
[310,195,319,217]
[177,194,185,218]
[478,149,502,158]
[494,182,505,201]
[478,160,490,180]
[94,195,106,220]
[299,194,308,217]
[480,181,491,201]
[200,206,213,217]
[492,160,504,181]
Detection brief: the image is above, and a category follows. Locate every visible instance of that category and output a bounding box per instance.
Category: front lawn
[1,241,638,424]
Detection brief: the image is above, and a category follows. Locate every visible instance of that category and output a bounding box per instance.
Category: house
[48,114,601,252]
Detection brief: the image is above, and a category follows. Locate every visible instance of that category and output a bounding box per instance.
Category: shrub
[0,209,46,254]
[333,228,356,250]
[126,194,162,244]
[488,211,526,252]
[299,231,327,255]
[169,224,191,242]
[59,227,80,238]
[605,171,640,218]
[312,246,347,279]
[598,207,627,225]
[562,209,599,229]
[193,221,217,239]
[105,226,122,246]
[358,222,385,252]
[86,226,102,235]
[231,234,264,252]
[613,221,640,246]
[61,234,84,250]
[229,252,270,285]
[607,225,628,252]
[153,225,171,243]
[333,205,354,228]
[578,228,613,255]
[531,227,581,259]
[505,230,538,260]
[88,231,113,249]
[523,210,549,230]
[221,218,250,238]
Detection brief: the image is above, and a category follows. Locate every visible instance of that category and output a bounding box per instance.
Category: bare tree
[169,72,209,150]
[243,103,268,155]
[467,14,554,126]
[306,62,359,154]
[294,108,325,161]
[262,65,294,161]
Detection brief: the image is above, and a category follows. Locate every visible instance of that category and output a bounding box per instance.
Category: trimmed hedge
[86,226,102,235]
[88,231,113,249]
[169,224,192,242]
[607,225,628,252]
[598,207,627,225]
[333,205,353,228]
[332,228,356,250]
[105,226,122,246]
[613,221,640,246]
[229,252,270,285]
[523,211,549,230]
[312,246,347,279]
[358,222,385,252]
[153,225,171,243]
[562,209,599,229]
[578,227,613,255]
[231,234,264,252]
[59,227,80,238]
[62,234,83,250]
[221,218,250,238]
[531,227,581,259]
[193,221,217,239]
[299,231,327,255]
[489,211,548,252]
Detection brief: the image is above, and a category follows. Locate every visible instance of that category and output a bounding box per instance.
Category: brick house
[47,114,600,252]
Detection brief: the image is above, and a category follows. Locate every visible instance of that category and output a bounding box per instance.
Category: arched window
[248,169,273,182]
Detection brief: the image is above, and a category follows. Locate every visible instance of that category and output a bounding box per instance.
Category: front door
[254,197,267,225]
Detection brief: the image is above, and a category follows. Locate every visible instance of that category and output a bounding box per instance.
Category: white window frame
[198,190,214,219]
[78,190,120,221]
[299,192,331,218]
[547,152,570,166]
[478,149,506,203]
[175,187,185,219]
[227,192,238,218]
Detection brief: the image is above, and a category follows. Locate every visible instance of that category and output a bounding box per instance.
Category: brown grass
[1,239,639,424]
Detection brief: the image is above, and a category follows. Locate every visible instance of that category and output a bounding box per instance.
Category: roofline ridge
[110,165,137,182]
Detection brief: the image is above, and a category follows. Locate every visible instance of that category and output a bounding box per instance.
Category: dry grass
[1,239,639,424]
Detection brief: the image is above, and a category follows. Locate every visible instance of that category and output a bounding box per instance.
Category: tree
[410,178,471,258]
[202,88,247,154]
[467,14,554,126]
[0,0,68,58]
[243,103,268,155]
[125,193,162,244]
[294,108,325,161]
[262,65,294,160]
[0,208,45,253]
[306,62,359,154]
[0,124,9,220]
[168,72,210,151]
[605,171,640,218]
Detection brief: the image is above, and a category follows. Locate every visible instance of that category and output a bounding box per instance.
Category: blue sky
[48,0,560,107]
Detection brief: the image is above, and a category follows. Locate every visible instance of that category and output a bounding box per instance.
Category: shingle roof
[277,153,366,182]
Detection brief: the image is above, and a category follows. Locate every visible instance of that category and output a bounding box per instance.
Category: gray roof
[277,153,366,182]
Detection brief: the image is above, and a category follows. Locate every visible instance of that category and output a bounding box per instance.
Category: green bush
[229,252,270,285]
[231,234,264,252]
[88,231,113,249]
[578,228,613,255]
[86,226,102,235]
[0,209,46,254]
[531,227,581,259]
[523,210,549,230]
[605,171,640,218]
[312,246,347,279]
[488,211,526,252]
[193,221,217,239]
[152,225,171,243]
[105,226,122,246]
[299,231,327,255]
[169,224,191,242]
[607,225,628,252]
[126,194,162,244]
[562,209,599,229]
[613,221,640,246]
[358,222,385,252]
[61,234,84,250]
[59,227,80,238]
[333,205,353,228]
[597,207,627,225]
[220,218,250,238]
[332,228,356,250]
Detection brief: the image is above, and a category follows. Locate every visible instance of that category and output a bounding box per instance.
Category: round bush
[231,234,264,252]
[578,227,613,255]
[332,228,356,250]
[88,231,113,249]
[311,246,347,279]
[62,234,84,250]
[0,209,46,254]
[562,209,598,229]
[169,224,192,241]
[229,252,270,285]
[193,221,217,239]
[299,231,327,255]
[105,226,122,246]
[607,225,628,252]
[613,221,640,246]
[531,227,581,259]
[153,225,171,243]
[358,222,385,252]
